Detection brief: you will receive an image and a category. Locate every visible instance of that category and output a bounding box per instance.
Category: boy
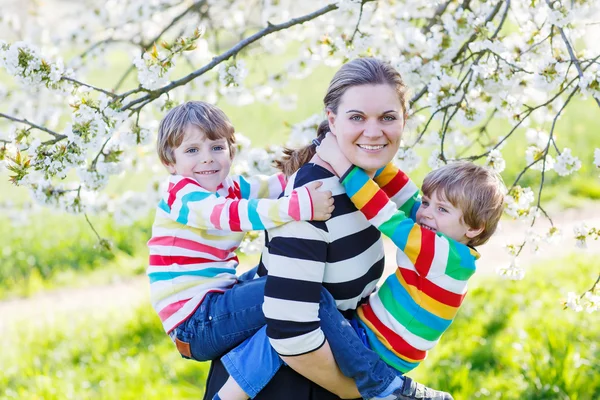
[147,101,334,363]
[216,132,504,400]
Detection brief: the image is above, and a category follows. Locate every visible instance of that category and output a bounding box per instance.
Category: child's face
[416,190,483,245]
[165,125,232,192]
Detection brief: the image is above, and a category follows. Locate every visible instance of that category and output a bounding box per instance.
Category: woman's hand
[305,181,335,221]
[315,133,353,177]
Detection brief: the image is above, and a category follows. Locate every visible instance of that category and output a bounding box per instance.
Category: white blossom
[496,258,525,280]
[554,148,581,177]
[594,148,600,168]
[393,148,421,173]
[486,149,506,173]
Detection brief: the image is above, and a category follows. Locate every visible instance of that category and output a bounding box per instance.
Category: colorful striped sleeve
[373,163,420,219]
[161,175,313,232]
[235,173,287,200]
[342,166,467,277]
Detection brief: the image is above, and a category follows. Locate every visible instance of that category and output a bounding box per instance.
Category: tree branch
[451,1,504,63]
[422,0,453,34]
[61,77,117,98]
[141,0,207,49]
[0,112,66,141]
[120,2,343,112]
[545,0,600,108]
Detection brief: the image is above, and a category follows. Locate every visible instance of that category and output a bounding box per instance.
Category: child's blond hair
[422,161,505,247]
[157,101,236,166]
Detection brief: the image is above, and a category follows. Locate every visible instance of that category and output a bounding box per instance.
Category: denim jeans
[221,287,400,399]
[174,270,266,362]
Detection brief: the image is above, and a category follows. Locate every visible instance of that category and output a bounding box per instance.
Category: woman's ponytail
[274,120,330,177]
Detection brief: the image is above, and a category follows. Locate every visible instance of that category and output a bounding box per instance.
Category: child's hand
[315,133,352,177]
[305,181,334,221]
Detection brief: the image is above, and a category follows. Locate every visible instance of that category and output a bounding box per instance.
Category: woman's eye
[382,115,396,121]
[350,115,364,121]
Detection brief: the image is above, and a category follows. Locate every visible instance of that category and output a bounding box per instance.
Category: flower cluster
[564,290,599,313]
[134,27,205,91]
[0,41,72,92]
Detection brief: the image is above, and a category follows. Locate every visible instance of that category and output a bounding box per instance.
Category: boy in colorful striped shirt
[315,132,505,397]
[147,102,334,362]
[214,134,504,400]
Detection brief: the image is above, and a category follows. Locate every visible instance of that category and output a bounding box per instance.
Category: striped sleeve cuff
[267,325,326,356]
[291,185,314,221]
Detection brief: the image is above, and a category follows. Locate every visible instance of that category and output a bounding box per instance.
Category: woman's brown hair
[275,58,408,176]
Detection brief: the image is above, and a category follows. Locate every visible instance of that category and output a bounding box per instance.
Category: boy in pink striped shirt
[147,101,333,363]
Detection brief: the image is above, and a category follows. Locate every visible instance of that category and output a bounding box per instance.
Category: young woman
[203,58,452,400]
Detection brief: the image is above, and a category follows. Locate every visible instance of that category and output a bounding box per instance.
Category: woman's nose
[362,120,383,138]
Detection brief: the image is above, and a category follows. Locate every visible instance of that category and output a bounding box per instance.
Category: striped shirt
[147,173,313,334]
[261,163,404,356]
[342,166,480,373]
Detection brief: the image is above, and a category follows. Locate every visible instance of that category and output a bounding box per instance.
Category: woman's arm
[281,342,361,399]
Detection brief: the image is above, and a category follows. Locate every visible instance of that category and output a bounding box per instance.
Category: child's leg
[218,287,403,400]
[174,273,267,362]
[220,326,283,399]
[317,287,404,399]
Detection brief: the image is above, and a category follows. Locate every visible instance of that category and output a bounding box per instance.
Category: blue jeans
[221,287,400,399]
[174,268,265,361]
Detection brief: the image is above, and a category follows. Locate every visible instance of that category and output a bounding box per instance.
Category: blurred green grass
[2,254,597,399]
[408,253,600,400]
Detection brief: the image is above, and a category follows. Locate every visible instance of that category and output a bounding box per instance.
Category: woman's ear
[326,108,337,136]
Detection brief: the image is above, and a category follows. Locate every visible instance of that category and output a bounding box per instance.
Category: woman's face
[327,84,404,175]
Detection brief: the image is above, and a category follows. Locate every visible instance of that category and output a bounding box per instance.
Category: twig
[120,2,345,112]
[350,0,368,42]
[545,0,600,108]
[113,65,137,93]
[61,77,117,98]
[582,274,600,298]
[422,1,453,34]
[451,1,503,63]
[0,112,66,141]
[78,38,137,60]
[84,213,104,243]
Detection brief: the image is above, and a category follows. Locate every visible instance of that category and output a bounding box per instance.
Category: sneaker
[390,377,453,400]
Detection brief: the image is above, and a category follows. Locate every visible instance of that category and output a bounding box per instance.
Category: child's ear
[465,225,484,240]
[164,162,177,175]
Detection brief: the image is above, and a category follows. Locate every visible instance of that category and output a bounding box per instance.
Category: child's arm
[234,172,288,200]
[160,176,334,232]
[372,162,421,221]
[342,166,476,278]
[316,133,473,277]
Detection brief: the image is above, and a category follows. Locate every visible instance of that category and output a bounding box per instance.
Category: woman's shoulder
[289,163,335,189]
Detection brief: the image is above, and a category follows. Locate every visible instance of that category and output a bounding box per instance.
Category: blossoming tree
[0,0,599,311]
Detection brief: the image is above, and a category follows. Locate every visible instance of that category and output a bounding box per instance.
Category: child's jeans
[173,267,265,361]
[221,287,401,399]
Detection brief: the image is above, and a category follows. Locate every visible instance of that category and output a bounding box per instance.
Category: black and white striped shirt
[258,163,386,356]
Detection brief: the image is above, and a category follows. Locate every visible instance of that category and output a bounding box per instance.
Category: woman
[203,58,445,400]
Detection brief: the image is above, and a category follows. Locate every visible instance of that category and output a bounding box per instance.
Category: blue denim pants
[173,268,265,361]
[221,286,400,399]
